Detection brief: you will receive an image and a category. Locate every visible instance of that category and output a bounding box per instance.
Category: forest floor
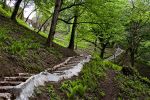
[0,14,76,79]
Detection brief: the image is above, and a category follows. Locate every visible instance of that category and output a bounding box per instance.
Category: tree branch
[58,18,101,24]
[59,2,85,12]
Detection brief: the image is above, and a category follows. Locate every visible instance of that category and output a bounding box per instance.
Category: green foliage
[60,80,87,99]
[0,28,10,44]
[47,85,60,100]
[60,59,121,99]
[7,39,40,56]
[116,74,150,99]
[38,32,48,38]
[17,19,34,31]
[0,5,11,17]
[0,28,12,50]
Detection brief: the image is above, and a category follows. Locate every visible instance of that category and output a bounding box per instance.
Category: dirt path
[101,70,119,100]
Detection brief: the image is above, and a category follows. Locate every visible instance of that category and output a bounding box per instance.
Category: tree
[11,0,23,21]
[77,0,126,58]
[46,0,62,46]
[125,0,150,67]
[68,10,78,50]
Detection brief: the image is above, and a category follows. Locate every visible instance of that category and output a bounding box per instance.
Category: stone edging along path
[0,55,91,100]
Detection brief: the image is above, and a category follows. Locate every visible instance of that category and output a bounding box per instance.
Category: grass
[0,5,11,17]
[0,6,73,76]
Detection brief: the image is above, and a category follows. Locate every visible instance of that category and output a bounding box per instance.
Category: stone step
[15,73,33,77]
[69,57,84,62]
[54,71,65,75]
[0,86,14,93]
[57,66,74,71]
[62,63,78,67]
[0,81,22,86]
[0,93,12,100]
[67,61,80,64]
[4,77,29,82]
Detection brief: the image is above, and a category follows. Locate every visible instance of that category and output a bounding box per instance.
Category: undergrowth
[59,59,122,99]
[46,59,150,100]
[116,74,150,99]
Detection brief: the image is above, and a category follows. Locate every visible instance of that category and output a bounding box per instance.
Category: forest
[0,0,150,100]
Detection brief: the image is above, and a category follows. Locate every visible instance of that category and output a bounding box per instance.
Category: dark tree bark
[130,49,135,67]
[100,43,108,59]
[98,33,110,59]
[68,15,78,50]
[127,21,141,67]
[11,0,22,21]
[46,0,62,46]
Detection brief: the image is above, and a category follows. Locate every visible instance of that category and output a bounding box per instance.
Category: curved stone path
[106,47,124,61]
[0,55,91,100]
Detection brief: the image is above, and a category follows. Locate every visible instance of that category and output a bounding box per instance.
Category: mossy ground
[0,13,76,78]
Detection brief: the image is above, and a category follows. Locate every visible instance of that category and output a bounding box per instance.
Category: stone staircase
[0,73,33,100]
[0,55,90,100]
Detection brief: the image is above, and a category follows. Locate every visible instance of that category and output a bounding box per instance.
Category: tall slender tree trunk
[94,37,97,51]
[100,43,107,59]
[68,15,78,50]
[11,0,22,21]
[130,48,135,67]
[46,0,62,47]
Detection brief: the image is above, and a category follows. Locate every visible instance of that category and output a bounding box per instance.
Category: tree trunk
[46,0,62,47]
[11,0,22,21]
[130,48,135,67]
[100,43,107,59]
[94,38,97,51]
[68,13,78,50]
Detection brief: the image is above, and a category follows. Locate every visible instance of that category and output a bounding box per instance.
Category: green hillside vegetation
[0,0,149,99]
[0,10,76,77]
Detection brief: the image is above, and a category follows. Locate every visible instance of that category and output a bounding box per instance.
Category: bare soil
[100,70,119,100]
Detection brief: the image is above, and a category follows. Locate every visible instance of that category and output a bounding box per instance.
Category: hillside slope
[0,14,76,78]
